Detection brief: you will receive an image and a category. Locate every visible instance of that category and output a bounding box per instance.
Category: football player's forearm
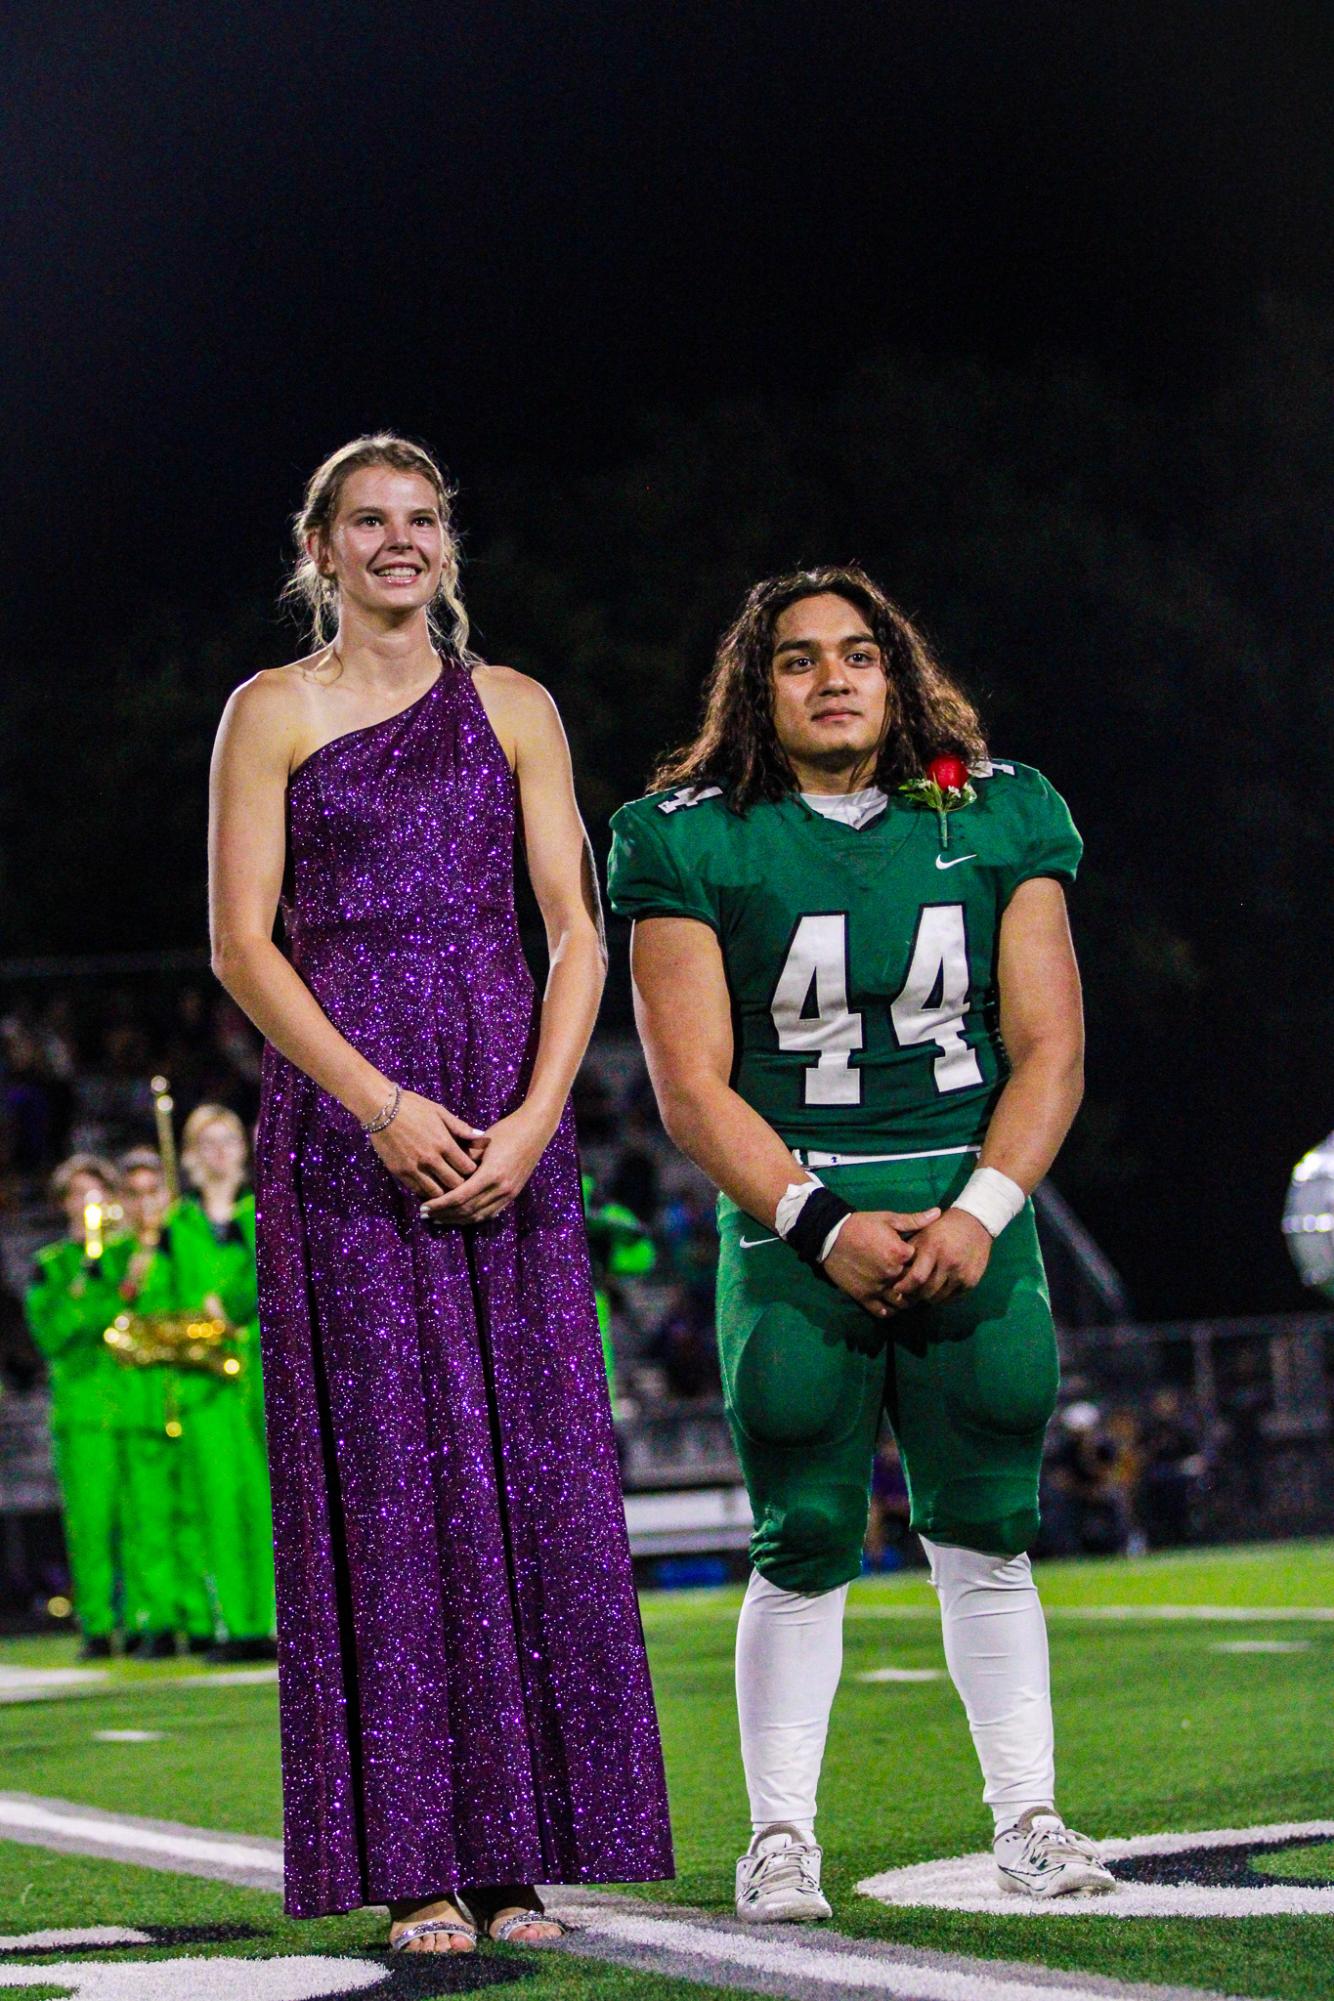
[977,1044,1084,1194]
[651,1072,804,1227]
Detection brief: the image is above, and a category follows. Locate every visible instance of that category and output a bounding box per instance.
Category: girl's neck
[329,610,439,693]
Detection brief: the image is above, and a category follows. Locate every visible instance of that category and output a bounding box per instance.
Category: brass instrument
[99,1071,245,1381]
[151,1074,181,1202]
[103,1309,244,1380]
[82,1197,122,1262]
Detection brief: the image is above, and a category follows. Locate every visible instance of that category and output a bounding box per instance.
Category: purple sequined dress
[254,659,673,1918]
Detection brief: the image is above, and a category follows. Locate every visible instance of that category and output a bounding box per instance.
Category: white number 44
[771,906,983,1106]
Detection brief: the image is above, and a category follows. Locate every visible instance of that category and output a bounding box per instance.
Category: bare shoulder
[470,662,565,766]
[471,661,559,714]
[215,657,324,774]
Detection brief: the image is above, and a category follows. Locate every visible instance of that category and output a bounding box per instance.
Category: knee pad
[953,1323,1059,1438]
[756,1483,868,1593]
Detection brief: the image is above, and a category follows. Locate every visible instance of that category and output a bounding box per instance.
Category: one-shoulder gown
[254,659,674,1917]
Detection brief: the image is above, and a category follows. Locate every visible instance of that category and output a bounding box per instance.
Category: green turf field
[1,1539,1332,1998]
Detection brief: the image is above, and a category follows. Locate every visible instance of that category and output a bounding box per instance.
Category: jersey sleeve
[606,803,720,930]
[1005,771,1082,896]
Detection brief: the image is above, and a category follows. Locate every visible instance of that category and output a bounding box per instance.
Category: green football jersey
[607,760,1081,1156]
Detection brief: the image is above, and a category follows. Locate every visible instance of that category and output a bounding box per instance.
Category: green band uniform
[136,1194,275,1642]
[608,761,1081,1590]
[24,1239,129,1638]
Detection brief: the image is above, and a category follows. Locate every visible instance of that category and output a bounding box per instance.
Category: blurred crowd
[0,980,261,1199]
[865,1387,1216,1569]
[0,982,1272,1626]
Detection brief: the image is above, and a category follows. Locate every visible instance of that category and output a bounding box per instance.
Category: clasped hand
[369,1089,551,1226]
[822,1206,993,1317]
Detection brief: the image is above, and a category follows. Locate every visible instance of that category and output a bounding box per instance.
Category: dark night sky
[7,0,1332,646]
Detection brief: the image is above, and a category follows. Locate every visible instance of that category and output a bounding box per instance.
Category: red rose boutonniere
[899,755,977,849]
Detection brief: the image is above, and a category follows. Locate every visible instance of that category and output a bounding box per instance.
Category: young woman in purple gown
[208,435,673,1953]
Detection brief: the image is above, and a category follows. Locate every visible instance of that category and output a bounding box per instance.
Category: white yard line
[845,1603,1334,1623]
[0,1928,151,1952]
[0,1669,110,1706]
[563,1908,1242,1999]
[0,1665,277,1708]
[0,1793,1249,2001]
[0,1795,282,1889]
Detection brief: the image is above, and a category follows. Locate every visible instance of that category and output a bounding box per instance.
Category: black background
[4,1,1332,1315]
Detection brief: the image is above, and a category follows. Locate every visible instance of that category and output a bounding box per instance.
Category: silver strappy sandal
[389,1914,477,1953]
[462,1885,571,1945]
[487,1908,571,1945]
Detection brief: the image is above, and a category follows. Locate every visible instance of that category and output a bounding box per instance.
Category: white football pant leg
[920,1535,1055,1831]
[735,1568,848,1839]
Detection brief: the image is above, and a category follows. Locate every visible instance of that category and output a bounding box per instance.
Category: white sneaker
[994,1808,1117,1898]
[735,1822,832,1923]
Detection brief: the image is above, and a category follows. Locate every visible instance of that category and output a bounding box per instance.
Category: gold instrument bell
[98,1070,245,1380]
[104,1310,245,1380]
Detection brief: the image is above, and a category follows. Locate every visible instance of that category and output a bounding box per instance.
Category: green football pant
[716,1154,1060,1594]
[117,1433,180,1636]
[51,1427,119,1637]
[179,1391,275,1639]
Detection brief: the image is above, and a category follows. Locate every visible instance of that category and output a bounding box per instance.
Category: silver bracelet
[362,1084,402,1135]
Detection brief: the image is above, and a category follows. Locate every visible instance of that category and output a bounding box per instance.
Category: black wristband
[785,1187,854,1269]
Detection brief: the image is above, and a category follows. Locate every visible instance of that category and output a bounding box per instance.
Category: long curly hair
[650,565,986,809]
[281,433,474,661]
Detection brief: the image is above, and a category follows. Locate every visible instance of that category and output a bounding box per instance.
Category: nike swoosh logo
[935,852,977,870]
[739,1234,779,1249]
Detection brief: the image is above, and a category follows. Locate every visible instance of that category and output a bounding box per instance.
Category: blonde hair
[181,1103,249,1176]
[282,433,473,659]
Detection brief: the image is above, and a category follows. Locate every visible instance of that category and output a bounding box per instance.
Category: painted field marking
[855,1667,944,1683]
[0,1928,151,1952]
[91,1732,164,1744]
[0,1665,277,1710]
[1210,1640,1311,1654]
[0,1797,1246,2001]
[859,1819,1334,1918]
[1046,1605,1334,1623]
[0,1956,386,1996]
[0,1669,109,1706]
[846,1603,1334,1623]
[0,1795,282,1890]
[565,1906,1240,1999]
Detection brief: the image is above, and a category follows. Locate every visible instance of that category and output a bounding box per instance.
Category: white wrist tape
[951,1166,1026,1239]
[774,1176,852,1266]
[818,1211,853,1262]
[774,1176,823,1239]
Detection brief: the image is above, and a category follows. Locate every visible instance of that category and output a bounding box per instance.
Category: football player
[608,566,1115,1915]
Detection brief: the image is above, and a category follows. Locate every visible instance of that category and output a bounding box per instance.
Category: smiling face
[312,465,445,624]
[769,592,890,790]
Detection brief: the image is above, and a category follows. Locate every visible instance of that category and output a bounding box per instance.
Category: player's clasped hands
[823,1205,993,1317]
[821,1208,939,1316]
